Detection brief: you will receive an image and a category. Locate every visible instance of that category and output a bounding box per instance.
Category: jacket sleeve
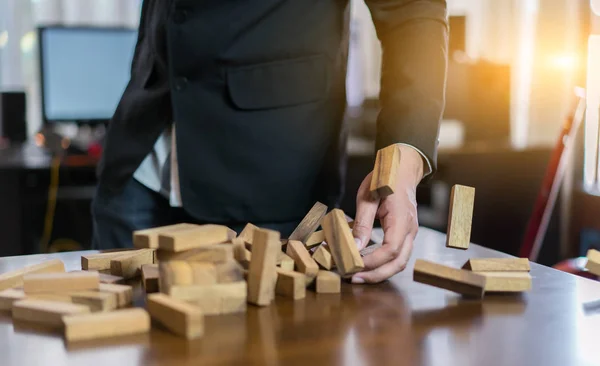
[365,0,448,178]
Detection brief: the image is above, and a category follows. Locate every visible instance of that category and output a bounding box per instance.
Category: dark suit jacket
[97,0,448,224]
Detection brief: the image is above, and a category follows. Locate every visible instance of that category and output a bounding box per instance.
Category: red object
[552,257,598,279]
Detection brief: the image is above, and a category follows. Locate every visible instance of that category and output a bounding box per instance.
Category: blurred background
[0,0,599,271]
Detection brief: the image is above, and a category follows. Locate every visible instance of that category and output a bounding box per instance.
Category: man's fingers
[361,213,408,270]
[354,173,380,251]
[353,234,415,284]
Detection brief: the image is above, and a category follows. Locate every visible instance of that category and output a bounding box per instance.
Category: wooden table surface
[1,227,600,366]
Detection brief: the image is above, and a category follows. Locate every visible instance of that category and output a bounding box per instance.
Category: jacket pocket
[226,54,328,110]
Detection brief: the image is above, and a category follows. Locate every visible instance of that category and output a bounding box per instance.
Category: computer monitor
[38,26,137,124]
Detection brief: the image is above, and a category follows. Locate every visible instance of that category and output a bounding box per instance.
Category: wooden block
[479,272,532,292]
[322,209,364,276]
[216,261,245,283]
[141,264,159,294]
[462,258,530,272]
[586,249,600,276]
[158,224,232,252]
[278,252,295,272]
[98,283,133,308]
[82,251,142,271]
[110,249,155,279]
[12,299,90,327]
[313,245,333,270]
[133,223,199,249]
[288,202,328,243]
[232,238,252,264]
[370,144,401,199]
[239,223,260,245]
[71,291,118,312]
[247,229,281,306]
[0,288,26,311]
[275,269,306,300]
[413,259,486,298]
[159,261,192,294]
[190,263,217,285]
[169,282,247,315]
[0,259,65,291]
[23,272,99,294]
[306,230,325,248]
[157,244,233,263]
[446,185,475,250]
[316,270,341,293]
[286,240,319,283]
[63,308,150,342]
[71,271,124,284]
[147,293,204,339]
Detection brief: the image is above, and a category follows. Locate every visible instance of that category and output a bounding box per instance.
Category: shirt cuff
[395,143,433,179]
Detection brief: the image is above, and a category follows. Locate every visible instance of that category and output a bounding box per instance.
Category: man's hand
[351,145,425,284]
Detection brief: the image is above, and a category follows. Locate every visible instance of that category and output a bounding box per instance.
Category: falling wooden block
[216,261,245,283]
[81,250,140,271]
[0,259,65,291]
[275,269,306,300]
[0,288,26,311]
[147,293,204,339]
[306,230,325,248]
[278,252,295,272]
[316,270,341,293]
[110,249,155,279]
[370,144,401,199]
[23,272,99,294]
[169,282,247,315]
[158,224,233,252]
[157,243,233,263]
[232,238,252,265]
[479,272,532,292]
[133,223,199,249]
[462,258,530,272]
[63,308,150,342]
[585,249,600,276]
[159,261,216,294]
[70,271,124,284]
[71,291,118,312]
[313,245,333,270]
[288,202,328,243]
[141,264,159,294]
[286,240,319,283]
[247,229,280,306]
[239,223,260,245]
[446,185,475,250]
[413,259,486,298]
[12,299,90,327]
[98,283,133,308]
[322,209,364,276]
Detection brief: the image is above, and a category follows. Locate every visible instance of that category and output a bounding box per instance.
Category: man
[92,0,448,284]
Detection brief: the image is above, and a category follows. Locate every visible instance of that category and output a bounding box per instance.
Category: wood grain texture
[147,293,204,339]
[63,308,150,342]
[247,229,280,306]
[305,230,325,248]
[158,225,233,252]
[313,245,333,270]
[141,264,159,294]
[23,272,99,294]
[316,270,341,293]
[71,291,118,312]
[286,240,319,283]
[12,299,90,327]
[110,249,155,279]
[81,250,140,271]
[216,261,245,283]
[133,223,199,249]
[275,269,306,300]
[288,202,328,243]
[0,259,65,291]
[277,253,295,272]
[370,144,400,199]
[98,283,132,308]
[413,259,486,298]
[463,258,530,272]
[322,209,364,276]
[169,282,247,315]
[479,272,532,292]
[446,185,476,250]
[156,244,233,263]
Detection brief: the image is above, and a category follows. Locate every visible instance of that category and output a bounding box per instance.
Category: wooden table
[1,227,599,366]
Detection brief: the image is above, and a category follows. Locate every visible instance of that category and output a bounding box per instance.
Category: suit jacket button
[173,10,188,24]
[174,77,188,91]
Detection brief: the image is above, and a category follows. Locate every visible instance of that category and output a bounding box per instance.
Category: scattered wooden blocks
[479,272,532,292]
[586,249,600,276]
[216,261,245,283]
[141,264,159,294]
[133,223,199,249]
[316,270,341,293]
[305,230,325,248]
[239,223,259,245]
[147,293,204,339]
[277,252,295,272]
[157,243,233,263]
[446,185,475,250]
[0,288,26,311]
[23,272,99,294]
[462,258,530,272]
[63,308,150,342]
[370,144,400,199]
[12,299,90,327]
[71,291,118,312]
[169,282,247,315]
[413,259,486,298]
[275,269,306,300]
[286,240,319,283]
[288,202,328,243]
[158,224,233,252]
[98,283,133,308]
[81,250,139,271]
[247,229,280,306]
[322,209,364,276]
[313,245,333,270]
[0,259,65,291]
[159,261,217,294]
[110,249,155,279]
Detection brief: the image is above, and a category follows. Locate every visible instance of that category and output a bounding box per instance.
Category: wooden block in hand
[141,264,159,294]
[316,270,341,293]
[288,202,328,243]
[216,261,245,283]
[0,288,26,311]
[286,240,319,283]
[322,209,364,276]
[12,299,90,327]
[247,229,280,306]
[462,258,530,272]
[98,283,133,308]
[305,230,325,248]
[71,291,118,312]
[275,269,306,300]
[23,272,99,294]
[277,252,295,272]
[81,250,140,271]
[157,243,233,263]
[370,144,400,199]
[147,293,204,339]
[110,249,155,279]
[63,308,150,342]
[239,223,260,245]
[479,272,532,292]
[0,259,65,291]
[169,282,247,315]
[133,223,199,249]
[585,249,600,276]
[313,245,333,270]
[446,185,475,250]
[413,259,486,298]
[158,224,233,252]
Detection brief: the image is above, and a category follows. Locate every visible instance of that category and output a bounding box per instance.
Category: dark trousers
[92,179,299,250]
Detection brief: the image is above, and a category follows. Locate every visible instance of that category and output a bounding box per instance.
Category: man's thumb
[353,198,378,251]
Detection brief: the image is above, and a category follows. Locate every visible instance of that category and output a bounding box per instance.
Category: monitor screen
[40,27,137,123]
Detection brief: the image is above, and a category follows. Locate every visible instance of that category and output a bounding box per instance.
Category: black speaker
[0,92,27,142]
